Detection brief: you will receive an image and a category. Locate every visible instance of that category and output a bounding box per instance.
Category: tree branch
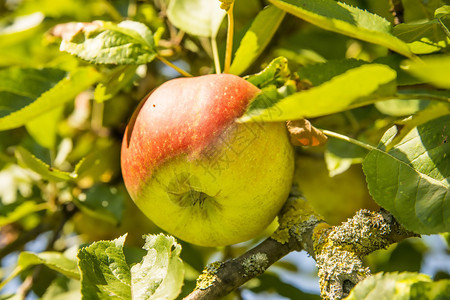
[315,209,417,299]
[184,198,417,300]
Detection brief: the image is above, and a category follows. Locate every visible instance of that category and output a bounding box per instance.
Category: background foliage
[0,0,449,299]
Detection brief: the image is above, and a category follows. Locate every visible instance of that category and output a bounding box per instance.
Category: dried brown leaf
[287,119,328,146]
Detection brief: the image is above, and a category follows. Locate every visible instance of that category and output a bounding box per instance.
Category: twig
[211,37,221,74]
[389,0,404,25]
[321,129,377,151]
[0,223,53,259]
[437,18,450,39]
[157,55,192,77]
[183,234,305,299]
[157,55,193,77]
[223,1,235,73]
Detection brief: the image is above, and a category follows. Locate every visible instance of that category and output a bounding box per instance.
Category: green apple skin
[121,74,294,247]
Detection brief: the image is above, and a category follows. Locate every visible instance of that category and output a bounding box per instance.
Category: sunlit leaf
[167,0,226,37]
[0,201,48,227]
[229,5,285,75]
[402,55,450,89]
[78,235,131,299]
[269,0,413,58]
[57,21,157,64]
[131,234,184,299]
[15,147,75,182]
[394,19,450,54]
[363,115,450,234]
[0,12,45,46]
[77,234,184,300]
[325,138,368,176]
[245,56,291,88]
[388,102,450,149]
[345,272,437,299]
[0,67,100,131]
[25,106,64,149]
[411,278,450,299]
[94,65,137,102]
[375,99,427,117]
[240,64,397,122]
[435,5,450,18]
[0,250,80,290]
[18,251,80,279]
[41,276,81,300]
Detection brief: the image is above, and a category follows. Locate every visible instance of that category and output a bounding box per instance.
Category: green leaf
[72,184,124,225]
[0,12,45,45]
[245,56,291,88]
[60,21,157,64]
[374,54,425,86]
[345,272,433,299]
[240,64,397,122]
[18,251,80,280]
[411,278,450,300]
[388,102,450,149]
[435,5,450,18]
[78,235,132,299]
[131,234,184,299]
[0,250,80,290]
[297,58,366,86]
[25,106,64,149]
[94,66,137,103]
[269,0,413,58]
[0,201,48,227]
[0,67,100,131]
[229,5,285,75]
[374,99,428,117]
[77,234,184,300]
[41,276,81,300]
[393,19,450,54]
[166,0,226,37]
[402,55,450,89]
[363,115,450,234]
[0,67,66,106]
[325,138,368,176]
[245,56,290,88]
[15,146,76,182]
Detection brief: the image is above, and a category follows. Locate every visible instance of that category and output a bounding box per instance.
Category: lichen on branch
[314,209,418,299]
[184,198,417,300]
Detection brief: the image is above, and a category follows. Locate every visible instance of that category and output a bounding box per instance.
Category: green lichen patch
[242,253,269,278]
[329,209,392,255]
[272,196,322,244]
[195,261,223,290]
[315,237,371,299]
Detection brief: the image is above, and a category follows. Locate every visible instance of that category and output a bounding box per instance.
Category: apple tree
[0,0,449,299]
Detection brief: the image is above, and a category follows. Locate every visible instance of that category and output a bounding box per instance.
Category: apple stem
[157,55,193,77]
[321,129,377,151]
[211,37,221,74]
[223,1,235,73]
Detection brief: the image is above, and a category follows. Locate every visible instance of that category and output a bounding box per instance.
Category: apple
[293,155,379,225]
[121,74,294,246]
